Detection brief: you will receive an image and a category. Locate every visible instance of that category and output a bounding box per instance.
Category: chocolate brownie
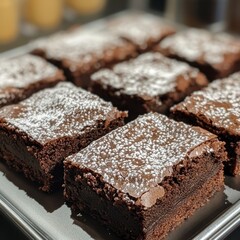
[171,72,240,175]
[105,12,176,52]
[90,52,208,120]
[31,31,137,88]
[155,28,240,80]
[0,54,64,108]
[64,113,226,240]
[0,82,127,192]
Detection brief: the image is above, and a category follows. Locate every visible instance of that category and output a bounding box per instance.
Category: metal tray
[1,11,240,240]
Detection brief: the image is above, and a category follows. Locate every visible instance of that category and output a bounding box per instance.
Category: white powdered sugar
[0,82,117,145]
[92,52,198,97]
[0,54,59,89]
[107,13,174,47]
[173,72,240,135]
[160,29,240,66]
[32,31,129,65]
[70,113,215,198]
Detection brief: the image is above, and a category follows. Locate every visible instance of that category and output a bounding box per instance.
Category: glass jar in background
[24,0,63,30]
[66,0,106,15]
[164,0,227,28]
[226,0,240,34]
[0,0,19,44]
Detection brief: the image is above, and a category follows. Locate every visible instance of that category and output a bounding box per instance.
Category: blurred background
[0,0,240,52]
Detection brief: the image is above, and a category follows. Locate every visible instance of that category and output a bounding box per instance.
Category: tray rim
[0,192,50,240]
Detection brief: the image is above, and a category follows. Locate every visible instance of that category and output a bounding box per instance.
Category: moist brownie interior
[64,113,226,239]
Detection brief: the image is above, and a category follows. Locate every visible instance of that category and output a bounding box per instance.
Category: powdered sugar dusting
[0,82,118,145]
[107,13,175,48]
[0,54,59,88]
[71,113,215,198]
[33,31,129,66]
[160,29,240,66]
[173,72,240,136]
[92,52,198,97]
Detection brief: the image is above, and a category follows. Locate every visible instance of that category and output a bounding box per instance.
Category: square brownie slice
[90,52,208,120]
[0,54,64,108]
[31,31,136,88]
[64,113,226,240]
[105,12,176,52]
[155,29,240,80]
[0,82,127,192]
[171,72,240,175]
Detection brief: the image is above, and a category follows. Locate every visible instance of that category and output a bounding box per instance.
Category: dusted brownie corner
[155,28,240,80]
[171,72,240,175]
[0,54,65,108]
[90,52,208,120]
[31,31,136,88]
[64,113,226,240]
[105,12,176,52]
[0,82,127,192]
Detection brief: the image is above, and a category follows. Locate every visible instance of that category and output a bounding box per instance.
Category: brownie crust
[0,54,65,108]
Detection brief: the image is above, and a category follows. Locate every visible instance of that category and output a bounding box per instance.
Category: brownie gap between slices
[31,30,137,89]
[64,113,227,240]
[155,28,240,80]
[90,52,208,120]
[0,54,65,108]
[105,12,176,53]
[0,82,127,192]
[171,72,240,175]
